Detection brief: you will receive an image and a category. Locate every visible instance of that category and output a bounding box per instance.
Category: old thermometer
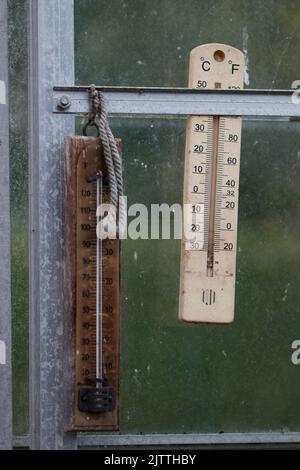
[64,136,120,431]
[179,43,244,323]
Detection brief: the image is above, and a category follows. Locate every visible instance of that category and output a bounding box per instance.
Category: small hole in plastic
[214,50,225,62]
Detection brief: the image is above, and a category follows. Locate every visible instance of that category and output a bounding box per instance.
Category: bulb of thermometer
[179,43,244,323]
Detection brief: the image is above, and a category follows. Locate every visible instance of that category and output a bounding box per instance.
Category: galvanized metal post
[28,0,77,449]
[0,0,12,450]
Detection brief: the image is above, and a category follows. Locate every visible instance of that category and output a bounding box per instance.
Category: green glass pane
[105,118,300,433]
[75,0,300,89]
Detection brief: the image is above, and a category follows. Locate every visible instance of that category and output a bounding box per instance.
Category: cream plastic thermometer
[179,43,244,323]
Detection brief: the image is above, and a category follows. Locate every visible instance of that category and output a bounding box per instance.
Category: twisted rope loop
[86,85,125,237]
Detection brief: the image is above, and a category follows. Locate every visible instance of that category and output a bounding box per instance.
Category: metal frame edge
[28,0,77,450]
[0,0,13,451]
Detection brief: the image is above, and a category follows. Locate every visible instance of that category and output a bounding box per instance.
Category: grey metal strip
[78,432,300,447]
[12,431,300,448]
[28,0,77,449]
[13,435,30,449]
[53,87,300,117]
[0,0,13,451]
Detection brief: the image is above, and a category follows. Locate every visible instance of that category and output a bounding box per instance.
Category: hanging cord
[84,85,125,237]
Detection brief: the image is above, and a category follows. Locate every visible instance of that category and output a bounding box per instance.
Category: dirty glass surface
[74,0,300,434]
[109,118,300,433]
[75,0,300,89]
[8,0,29,436]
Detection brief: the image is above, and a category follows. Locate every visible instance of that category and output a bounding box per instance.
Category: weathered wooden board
[64,136,121,431]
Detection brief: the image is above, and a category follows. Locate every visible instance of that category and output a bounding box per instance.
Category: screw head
[57,95,71,110]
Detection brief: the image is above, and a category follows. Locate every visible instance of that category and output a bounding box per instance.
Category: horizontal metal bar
[54,85,296,94]
[77,432,300,447]
[53,86,300,117]
[13,432,300,448]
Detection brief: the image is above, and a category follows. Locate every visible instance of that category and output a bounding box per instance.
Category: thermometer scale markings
[179,43,244,323]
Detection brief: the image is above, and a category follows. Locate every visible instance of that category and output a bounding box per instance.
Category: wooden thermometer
[65,136,120,431]
[179,43,244,323]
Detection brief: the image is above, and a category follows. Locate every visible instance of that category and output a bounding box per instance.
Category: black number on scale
[228,134,238,142]
[82,290,90,298]
[81,224,91,231]
[224,242,233,250]
[192,205,202,213]
[226,179,236,187]
[226,190,235,197]
[81,190,91,197]
[81,354,90,361]
[82,240,91,248]
[193,165,203,174]
[103,248,114,256]
[196,80,207,88]
[190,242,200,250]
[191,224,201,232]
[194,144,204,153]
[227,157,237,165]
[82,306,90,313]
[80,207,91,214]
[225,201,235,209]
[226,223,232,230]
[195,123,205,132]
[81,273,91,281]
[104,305,113,314]
[82,257,91,265]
